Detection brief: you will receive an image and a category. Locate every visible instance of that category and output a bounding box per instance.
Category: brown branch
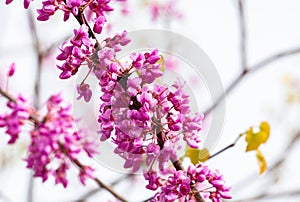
[72,159,128,202]
[207,134,243,160]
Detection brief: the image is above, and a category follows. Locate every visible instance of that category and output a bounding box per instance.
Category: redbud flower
[77,83,92,102]
[7,62,16,77]
[57,25,96,79]
[25,94,96,187]
[0,95,30,144]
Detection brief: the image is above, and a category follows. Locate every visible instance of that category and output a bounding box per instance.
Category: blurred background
[1,0,300,201]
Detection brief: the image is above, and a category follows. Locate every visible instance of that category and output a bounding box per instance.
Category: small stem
[72,159,128,202]
[208,134,244,160]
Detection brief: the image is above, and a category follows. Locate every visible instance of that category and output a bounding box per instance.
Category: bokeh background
[1,0,300,201]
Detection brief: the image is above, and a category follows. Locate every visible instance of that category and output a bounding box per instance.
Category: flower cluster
[145,163,231,202]
[57,25,96,79]
[95,47,204,174]
[76,30,130,102]
[36,0,113,34]
[0,91,97,188]
[0,95,30,144]
[25,94,97,187]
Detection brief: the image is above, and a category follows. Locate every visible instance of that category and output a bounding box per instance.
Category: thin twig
[238,0,248,71]
[207,134,244,160]
[205,47,300,115]
[72,159,128,202]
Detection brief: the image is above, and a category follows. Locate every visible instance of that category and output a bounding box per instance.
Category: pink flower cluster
[76,30,130,102]
[36,0,113,34]
[95,47,204,173]
[57,25,96,79]
[25,94,97,187]
[0,92,97,187]
[145,163,231,202]
[0,95,30,144]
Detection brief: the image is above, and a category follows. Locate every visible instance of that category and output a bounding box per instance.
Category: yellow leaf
[245,122,270,152]
[185,147,209,165]
[260,122,270,143]
[256,149,267,175]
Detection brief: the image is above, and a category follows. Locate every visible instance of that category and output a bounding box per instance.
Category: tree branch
[205,46,300,115]
[238,0,248,71]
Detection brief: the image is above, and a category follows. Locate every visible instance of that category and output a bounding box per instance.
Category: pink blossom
[7,62,16,77]
[57,25,96,79]
[0,95,30,144]
[144,170,161,191]
[79,166,95,185]
[25,94,96,187]
[77,83,92,102]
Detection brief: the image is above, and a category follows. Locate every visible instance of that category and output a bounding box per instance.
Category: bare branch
[238,0,248,71]
[205,46,300,115]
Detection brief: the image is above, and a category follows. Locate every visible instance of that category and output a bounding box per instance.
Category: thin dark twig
[238,0,248,71]
[207,134,243,160]
[71,159,128,202]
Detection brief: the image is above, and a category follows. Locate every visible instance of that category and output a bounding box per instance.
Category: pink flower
[93,16,106,34]
[7,62,16,77]
[144,170,161,191]
[57,25,96,79]
[158,170,191,202]
[0,95,30,144]
[77,83,92,102]
[79,166,95,185]
[25,94,96,187]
